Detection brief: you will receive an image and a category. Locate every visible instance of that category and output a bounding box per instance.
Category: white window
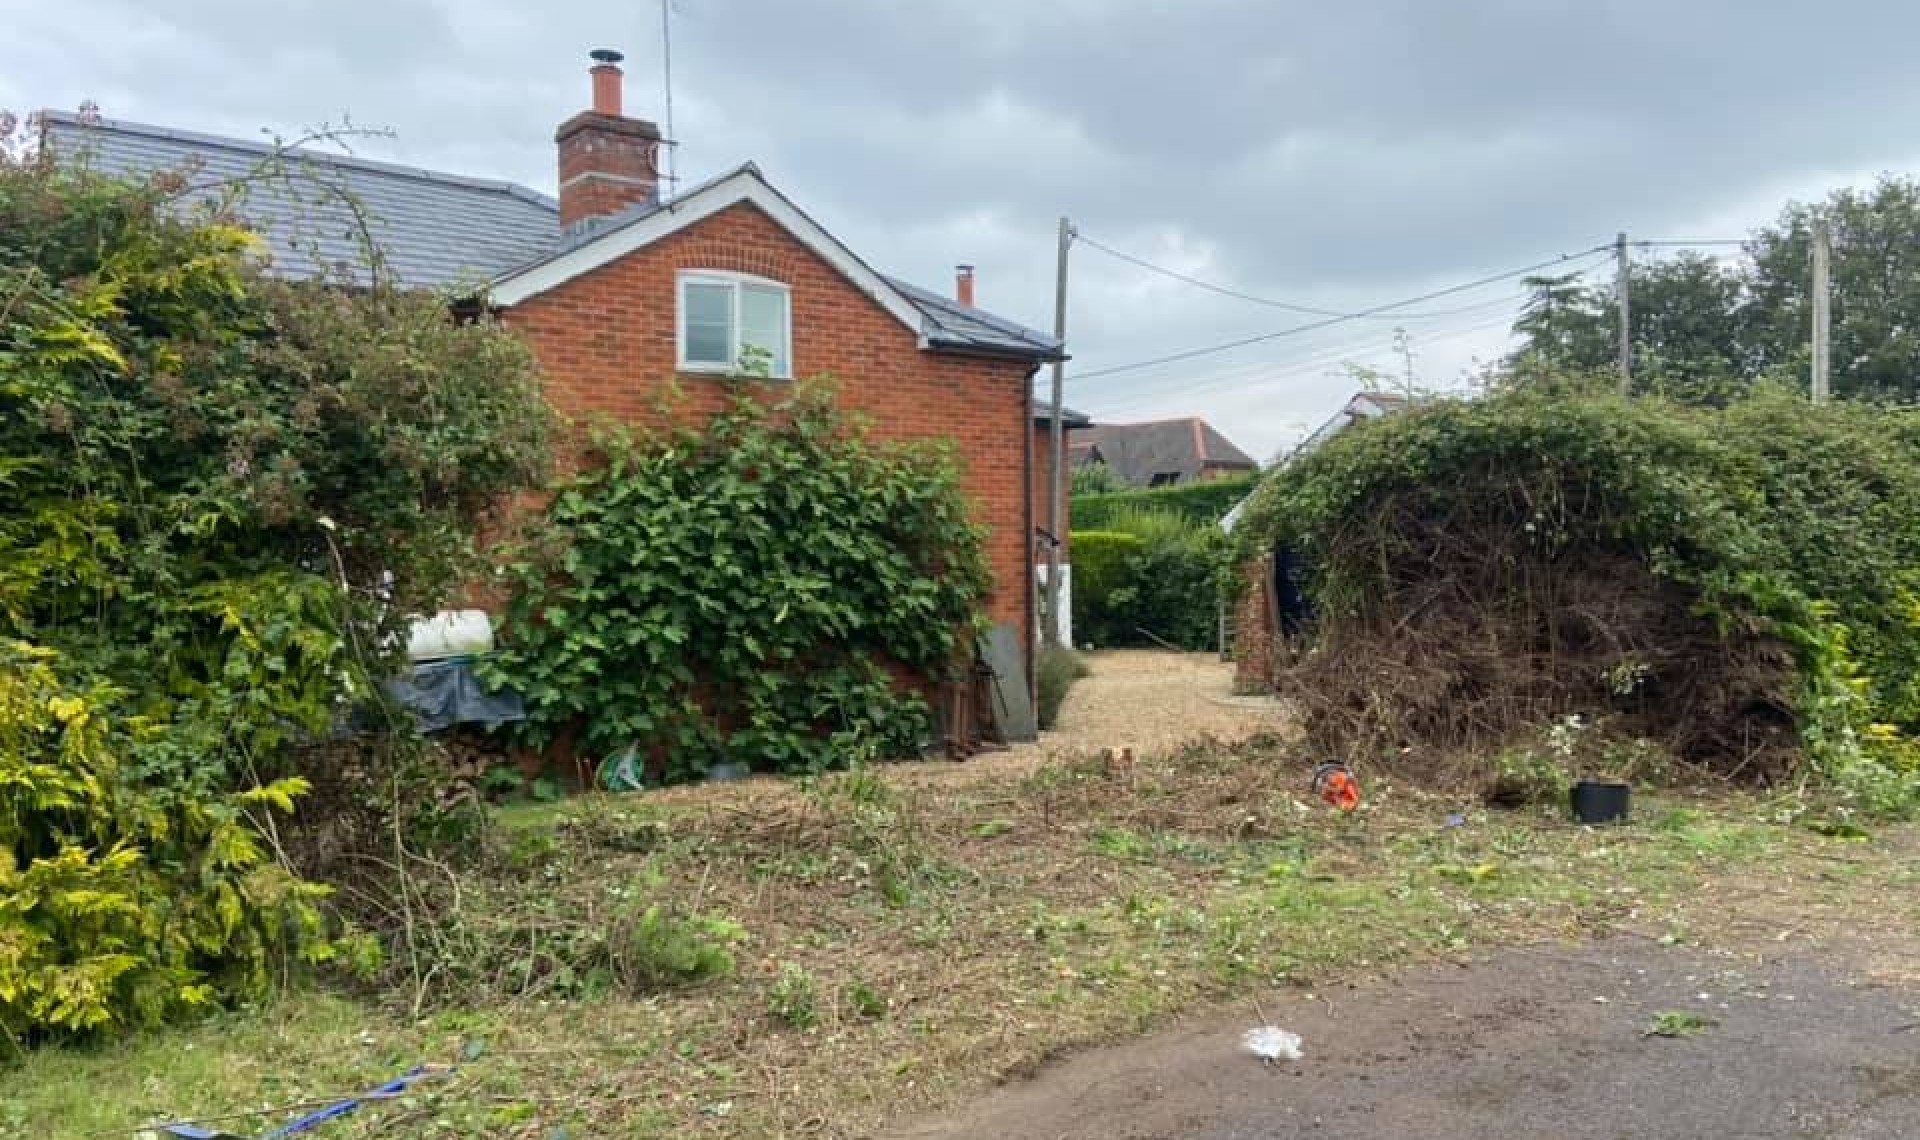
[677,271,792,378]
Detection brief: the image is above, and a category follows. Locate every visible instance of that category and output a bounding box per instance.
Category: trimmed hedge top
[1073,474,1257,531]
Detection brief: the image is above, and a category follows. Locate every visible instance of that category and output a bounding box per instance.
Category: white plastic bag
[1242,1026,1304,1062]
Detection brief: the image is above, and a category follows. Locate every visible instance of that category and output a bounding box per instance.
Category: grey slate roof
[1032,403,1091,427]
[886,277,1065,361]
[1068,418,1258,488]
[36,111,1062,361]
[39,112,559,291]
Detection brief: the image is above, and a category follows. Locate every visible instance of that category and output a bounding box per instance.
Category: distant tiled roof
[38,112,559,290]
[1068,418,1257,488]
[36,112,1062,361]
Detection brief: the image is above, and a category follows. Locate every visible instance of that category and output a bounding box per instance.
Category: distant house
[1220,390,1410,533]
[1069,417,1258,488]
[41,50,1066,737]
[1284,390,1409,463]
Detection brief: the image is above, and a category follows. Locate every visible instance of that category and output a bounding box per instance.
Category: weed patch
[4,740,1912,1139]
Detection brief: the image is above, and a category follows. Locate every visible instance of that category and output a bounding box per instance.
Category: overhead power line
[1072,245,1613,382]
[1088,257,1611,414]
[1632,238,1749,248]
[1073,232,1510,320]
[1092,291,1533,407]
[1092,302,1546,417]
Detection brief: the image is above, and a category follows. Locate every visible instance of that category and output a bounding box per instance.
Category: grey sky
[8,0,1917,457]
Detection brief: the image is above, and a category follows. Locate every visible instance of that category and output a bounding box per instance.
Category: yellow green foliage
[0,642,334,1038]
[1,128,546,1038]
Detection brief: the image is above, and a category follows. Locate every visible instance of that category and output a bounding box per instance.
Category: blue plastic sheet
[382,657,524,734]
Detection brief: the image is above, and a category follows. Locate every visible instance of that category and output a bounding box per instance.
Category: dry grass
[8,732,1915,1140]
[7,655,1914,1138]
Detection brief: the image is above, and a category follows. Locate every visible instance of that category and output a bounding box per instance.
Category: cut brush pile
[1236,384,1920,812]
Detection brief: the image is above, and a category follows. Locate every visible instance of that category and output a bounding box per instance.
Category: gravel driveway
[900,650,1286,786]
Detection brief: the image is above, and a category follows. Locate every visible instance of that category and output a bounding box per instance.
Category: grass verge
[5,740,1915,1139]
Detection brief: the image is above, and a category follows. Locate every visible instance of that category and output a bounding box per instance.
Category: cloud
[9,0,1920,459]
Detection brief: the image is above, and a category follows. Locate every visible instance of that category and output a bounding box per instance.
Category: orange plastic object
[1311,763,1362,812]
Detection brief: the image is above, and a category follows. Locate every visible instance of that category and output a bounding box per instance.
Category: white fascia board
[488,168,928,341]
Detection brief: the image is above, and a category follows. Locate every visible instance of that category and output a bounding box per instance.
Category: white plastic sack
[1242,1026,1304,1062]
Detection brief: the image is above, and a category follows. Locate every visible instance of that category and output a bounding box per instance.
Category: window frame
[675,269,793,379]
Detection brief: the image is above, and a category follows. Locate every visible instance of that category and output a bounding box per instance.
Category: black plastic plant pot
[1570,780,1631,825]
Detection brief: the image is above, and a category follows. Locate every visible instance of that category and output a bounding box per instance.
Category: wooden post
[1615,232,1632,397]
[1044,216,1072,646]
[1260,551,1283,686]
[1811,219,1832,404]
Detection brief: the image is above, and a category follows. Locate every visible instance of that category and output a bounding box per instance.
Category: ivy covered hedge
[488,385,989,783]
[1072,473,1255,530]
[1237,382,1920,811]
[1,122,550,1035]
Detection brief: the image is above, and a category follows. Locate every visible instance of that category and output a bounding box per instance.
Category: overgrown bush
[1071,510,1224,650]
[0,118,551,1035]
[1238,382,1920,812]
[1036,645,1090,729]
[488,384,989,783]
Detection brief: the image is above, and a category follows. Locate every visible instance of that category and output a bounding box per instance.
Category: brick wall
[1233,555,1276,693]
[501,200,1038,652]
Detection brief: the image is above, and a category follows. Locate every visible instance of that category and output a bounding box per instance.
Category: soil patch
[890,937,1920,1140]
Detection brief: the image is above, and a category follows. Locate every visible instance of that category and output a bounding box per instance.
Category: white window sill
[677,361,793,380]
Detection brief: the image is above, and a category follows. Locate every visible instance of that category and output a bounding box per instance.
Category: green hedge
[1073,474,1257,531]
[1071,531,1144,648]
[1071,516,1223,651]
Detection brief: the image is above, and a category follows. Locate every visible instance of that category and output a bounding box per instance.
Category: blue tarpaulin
[381,658,524,734]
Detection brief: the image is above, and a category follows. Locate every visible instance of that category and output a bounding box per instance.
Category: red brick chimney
[956,264,976,307]
[556,49,662,229]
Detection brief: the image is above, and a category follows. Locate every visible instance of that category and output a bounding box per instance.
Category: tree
[1510,272,1611,375]
[1507,260,1750,401]
[1624,254,1753,404]
[1748,176,1920,402]
[1506,174,1920,406]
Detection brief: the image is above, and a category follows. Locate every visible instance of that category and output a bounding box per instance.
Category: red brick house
[39,51,1066,736]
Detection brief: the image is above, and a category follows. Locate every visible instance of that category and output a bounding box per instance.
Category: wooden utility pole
[1044,216,1072,647]
[1811,218,1832,404]
[1615,232,1632,397]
